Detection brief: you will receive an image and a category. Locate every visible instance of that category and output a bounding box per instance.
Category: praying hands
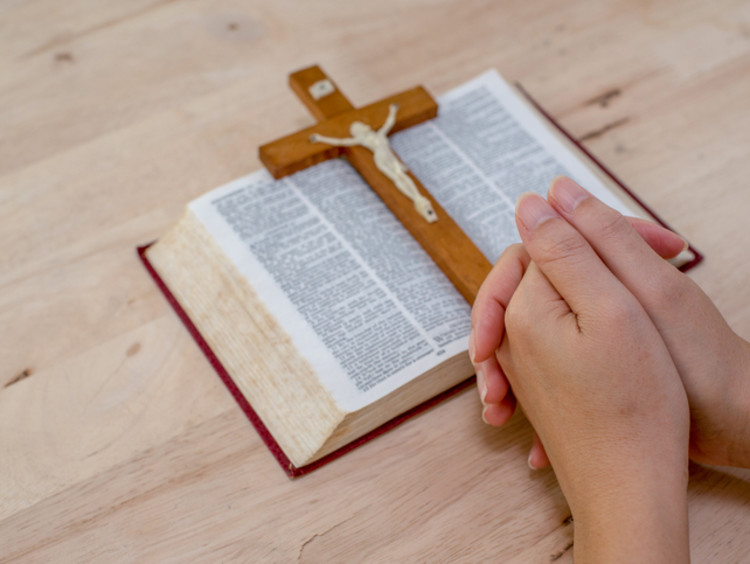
[470,177,750,562]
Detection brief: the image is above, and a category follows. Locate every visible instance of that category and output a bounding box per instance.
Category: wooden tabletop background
[3,1,750,561]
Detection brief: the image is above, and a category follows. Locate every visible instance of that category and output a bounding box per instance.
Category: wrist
[723,338,750,467]
[563,455,689,562]
[573,480,689,563]
[683,332,750,468]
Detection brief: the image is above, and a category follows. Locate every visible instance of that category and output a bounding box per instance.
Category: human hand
[495,192,690,560]
[537,177,750,467]
[479,177,750,468]
[471,186,690,467]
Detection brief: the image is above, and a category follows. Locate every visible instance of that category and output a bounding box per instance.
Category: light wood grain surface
[2,1,750,561]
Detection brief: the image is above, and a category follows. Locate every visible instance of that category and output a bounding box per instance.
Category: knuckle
[594,209,632,241]
[533,229,590,269]
[576,196,632,241]
[504,242,525,257]
[495,243,528,270]
[647,268,691,310]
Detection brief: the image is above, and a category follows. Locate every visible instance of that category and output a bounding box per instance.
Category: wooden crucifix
[259,65,492,305]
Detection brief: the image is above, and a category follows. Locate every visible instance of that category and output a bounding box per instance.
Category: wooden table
[2,1,750,561]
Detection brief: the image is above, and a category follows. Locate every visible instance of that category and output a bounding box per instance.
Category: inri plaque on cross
[259,65,492,305]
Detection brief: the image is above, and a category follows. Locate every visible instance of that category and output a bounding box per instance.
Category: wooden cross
[259,65,492,305]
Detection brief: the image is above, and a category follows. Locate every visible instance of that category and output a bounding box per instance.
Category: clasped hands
[469,177,750,560]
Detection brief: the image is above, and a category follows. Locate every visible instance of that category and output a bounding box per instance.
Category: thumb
[514,193,627,316]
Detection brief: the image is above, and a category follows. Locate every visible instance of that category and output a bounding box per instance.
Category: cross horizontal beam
[259,87,437,179]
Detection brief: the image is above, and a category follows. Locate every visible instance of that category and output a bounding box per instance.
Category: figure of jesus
[310,104,438,223]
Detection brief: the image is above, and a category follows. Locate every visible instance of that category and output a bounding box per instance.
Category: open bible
[140,70,700,476]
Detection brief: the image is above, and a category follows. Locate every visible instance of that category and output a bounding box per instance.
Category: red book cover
[138,87,702,478]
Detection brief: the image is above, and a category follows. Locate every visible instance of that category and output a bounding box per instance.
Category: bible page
[391,70,637,263]
[190,161,471,412]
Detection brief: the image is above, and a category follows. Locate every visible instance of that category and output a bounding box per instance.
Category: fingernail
[528,453,538,470]
[468,331,477,363]
[516,193,558,231]
[550,176,589,213]
[476,368,488,404]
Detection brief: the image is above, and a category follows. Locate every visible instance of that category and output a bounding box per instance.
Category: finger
[546,177,681,311]
[514,193,626,316]
[475,356,509,405]
[470,244,530,363]
[528,432,551,470]
[509,261,580,336]
[470,214,681,365]
[495,266,571,462]
[626,217,686,259]
[482,389,517,426]
[476,355,515,427]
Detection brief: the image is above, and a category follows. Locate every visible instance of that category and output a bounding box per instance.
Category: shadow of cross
[258,65,491,305]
